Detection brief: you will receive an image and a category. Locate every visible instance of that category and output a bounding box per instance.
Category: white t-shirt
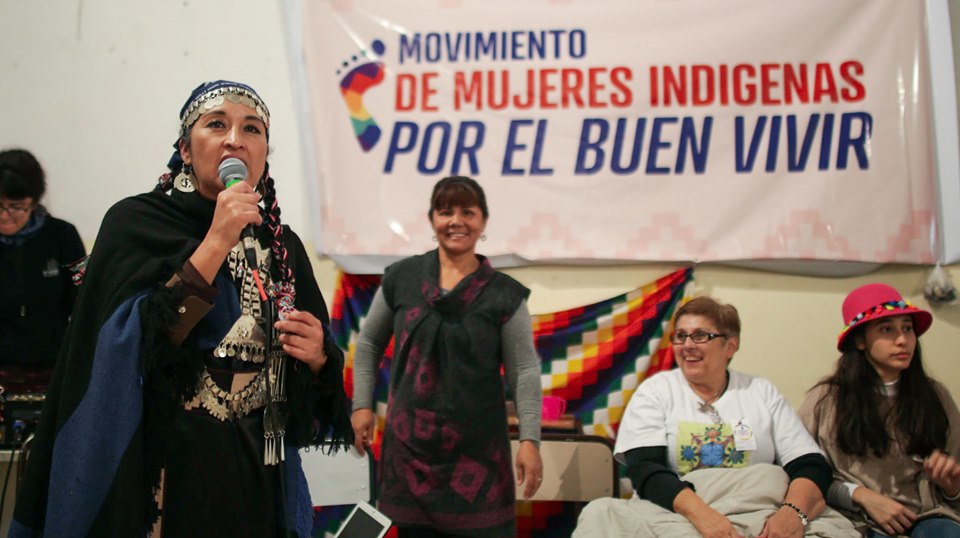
[615,369,822,476]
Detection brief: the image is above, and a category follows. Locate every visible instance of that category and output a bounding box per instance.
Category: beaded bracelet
[781,501,809,527]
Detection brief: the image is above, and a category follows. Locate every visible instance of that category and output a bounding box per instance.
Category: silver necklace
[696,370,729,424]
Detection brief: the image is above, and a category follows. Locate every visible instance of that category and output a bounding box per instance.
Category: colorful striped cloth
[536,268,692,439]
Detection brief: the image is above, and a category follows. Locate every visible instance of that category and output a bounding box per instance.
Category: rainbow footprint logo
[337,39,386,152]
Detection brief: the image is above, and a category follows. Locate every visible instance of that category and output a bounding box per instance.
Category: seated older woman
[574,297,857,538]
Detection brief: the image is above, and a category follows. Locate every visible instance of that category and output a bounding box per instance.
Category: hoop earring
[432,235,438,242]
[481,234,487,241]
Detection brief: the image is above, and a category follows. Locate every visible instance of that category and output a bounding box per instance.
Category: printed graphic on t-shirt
[677,421,749,474]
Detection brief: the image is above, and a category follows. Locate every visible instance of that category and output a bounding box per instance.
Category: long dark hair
[813,329,948,458]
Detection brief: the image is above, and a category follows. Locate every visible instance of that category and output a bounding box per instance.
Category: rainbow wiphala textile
[324,268,692,537]
[536,268,692,439]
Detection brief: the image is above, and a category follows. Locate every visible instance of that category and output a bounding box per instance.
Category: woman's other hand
[757,505,805,538]
[515,440,543,500]
[275,310,327,375]
[925,449,960,499]
[351,409,375,456]
[674,488,744,538]
[852,486,917,536]
[689,509,743,538]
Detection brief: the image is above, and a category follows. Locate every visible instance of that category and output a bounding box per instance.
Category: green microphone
[219,157,247,188]
[218,158,259,271]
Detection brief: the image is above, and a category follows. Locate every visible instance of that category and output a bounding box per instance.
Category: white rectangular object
[301,446,374,507]
[335,501,392,538]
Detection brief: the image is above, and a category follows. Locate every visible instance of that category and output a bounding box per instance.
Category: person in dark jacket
[0,148,85,392]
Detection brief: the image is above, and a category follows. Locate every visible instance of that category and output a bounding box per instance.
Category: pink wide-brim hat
[837,283,932,351]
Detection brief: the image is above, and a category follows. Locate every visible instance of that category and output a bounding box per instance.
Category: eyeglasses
[0,205,31,216]
[671,331,726,345]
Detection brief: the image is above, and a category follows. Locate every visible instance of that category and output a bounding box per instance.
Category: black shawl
[10,186,350,537]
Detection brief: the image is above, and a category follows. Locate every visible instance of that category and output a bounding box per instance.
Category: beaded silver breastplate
[187,240,290,464]
[213,244,273,362]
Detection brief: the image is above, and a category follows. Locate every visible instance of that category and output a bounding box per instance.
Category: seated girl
[800,283,960,537]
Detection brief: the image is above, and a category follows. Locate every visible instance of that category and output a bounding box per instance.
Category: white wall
[0,0,310,236]
[2,0,959,408]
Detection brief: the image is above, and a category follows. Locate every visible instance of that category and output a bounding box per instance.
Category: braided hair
[155,172,176,193]
[260,164,293,285]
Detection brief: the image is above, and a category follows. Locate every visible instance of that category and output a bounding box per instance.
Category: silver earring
[432,235,437,242]
[174,163,196,192]
[481,234,487,241]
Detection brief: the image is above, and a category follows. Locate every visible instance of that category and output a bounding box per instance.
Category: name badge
[42,259,60,278]
[734,419,757,451]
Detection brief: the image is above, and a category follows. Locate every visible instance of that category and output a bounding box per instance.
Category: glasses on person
[671,331,726,345]
[0,205,31,216]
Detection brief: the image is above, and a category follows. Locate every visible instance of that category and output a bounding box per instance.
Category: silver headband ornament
[179,86,271,138]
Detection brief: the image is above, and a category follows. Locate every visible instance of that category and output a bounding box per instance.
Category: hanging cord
[251,268,268,303]
[240,233,267,304]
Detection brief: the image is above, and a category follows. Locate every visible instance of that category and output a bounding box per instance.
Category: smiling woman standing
[351,176,543,538]
[11,80,351,538]
[800,284,960,537]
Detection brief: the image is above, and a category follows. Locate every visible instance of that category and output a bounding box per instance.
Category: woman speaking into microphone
[11,80,352,538]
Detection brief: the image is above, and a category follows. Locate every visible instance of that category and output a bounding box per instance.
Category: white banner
[293,0,937,273]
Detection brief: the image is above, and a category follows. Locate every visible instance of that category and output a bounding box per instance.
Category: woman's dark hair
[0,148,46,201]
[428,176,488,220]
[813,328,948,458]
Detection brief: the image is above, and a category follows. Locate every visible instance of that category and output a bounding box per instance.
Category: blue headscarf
[166,80,270,173]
